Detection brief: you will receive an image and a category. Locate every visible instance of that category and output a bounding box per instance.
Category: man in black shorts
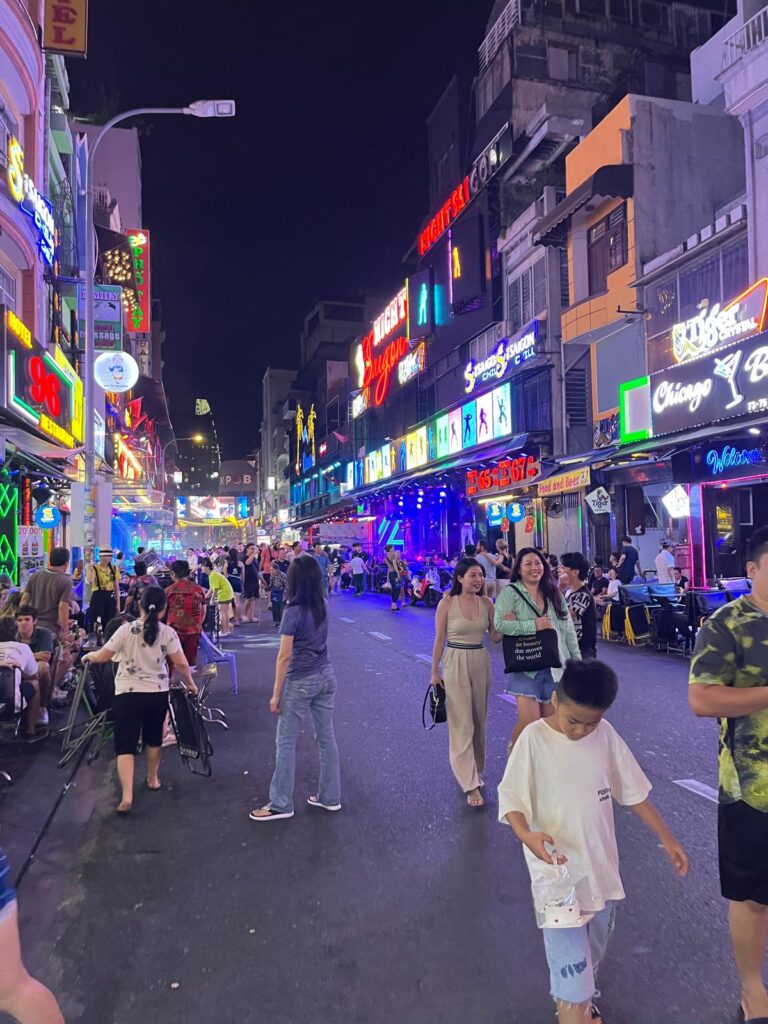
[689,525,768,1022]
[242,543,260,623]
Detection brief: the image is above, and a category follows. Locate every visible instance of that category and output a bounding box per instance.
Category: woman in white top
[595,567,622,608]
[83,586,197,816]
[475,540,502,599]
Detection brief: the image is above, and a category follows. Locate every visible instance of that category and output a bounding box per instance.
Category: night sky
[67,0,493,457]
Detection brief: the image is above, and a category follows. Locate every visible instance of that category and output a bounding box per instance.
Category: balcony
[723,7,768,72]
[479,0,521,72]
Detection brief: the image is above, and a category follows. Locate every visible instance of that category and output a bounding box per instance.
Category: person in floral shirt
[165,560,207,664]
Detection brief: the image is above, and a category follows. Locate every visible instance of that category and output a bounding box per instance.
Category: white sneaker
[37,709,49,727]
[307,796,341,812]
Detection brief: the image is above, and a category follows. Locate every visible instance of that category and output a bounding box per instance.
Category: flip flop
[116,805,132,817]
[145,782,162,792]
[738,1005,768,1023]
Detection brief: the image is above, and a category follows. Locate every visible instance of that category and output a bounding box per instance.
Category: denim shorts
[505,668,555,703]
[0,849,16,915]
[542,901,617,1005]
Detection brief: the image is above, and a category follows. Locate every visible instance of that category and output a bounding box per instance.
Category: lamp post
[82,100,235,597]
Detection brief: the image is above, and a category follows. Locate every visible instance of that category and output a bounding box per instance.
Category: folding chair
[197,631,237,694]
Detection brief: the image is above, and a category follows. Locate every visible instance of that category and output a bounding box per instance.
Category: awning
[533,165,633,247]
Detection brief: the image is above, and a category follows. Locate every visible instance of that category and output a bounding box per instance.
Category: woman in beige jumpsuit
[431,557,501,807]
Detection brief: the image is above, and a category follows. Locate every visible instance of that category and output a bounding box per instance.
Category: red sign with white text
[125,229,151,333]
[361,332,408,407]
[466,455,540,497]
[418,177,470,256]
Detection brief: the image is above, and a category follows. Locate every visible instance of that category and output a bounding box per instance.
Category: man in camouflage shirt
[690,525,768,1023]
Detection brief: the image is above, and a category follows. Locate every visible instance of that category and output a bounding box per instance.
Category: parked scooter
[410,566,446,608]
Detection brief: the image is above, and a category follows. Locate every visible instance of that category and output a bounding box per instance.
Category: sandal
[145,781,162,792]
[466,790,485,808]
[738,1007,768,1023]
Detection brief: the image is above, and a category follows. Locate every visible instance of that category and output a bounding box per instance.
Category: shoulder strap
[510,583,544,618]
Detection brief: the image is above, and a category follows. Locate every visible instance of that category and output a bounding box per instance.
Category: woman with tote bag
[494,547,580,749]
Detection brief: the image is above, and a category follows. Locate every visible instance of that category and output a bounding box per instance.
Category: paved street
[6,592,735,1024]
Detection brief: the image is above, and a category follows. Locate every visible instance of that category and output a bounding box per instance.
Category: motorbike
[410,566,448,608]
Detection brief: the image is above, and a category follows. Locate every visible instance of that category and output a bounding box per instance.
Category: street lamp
[81,101,235,594]
[159,434,205,557]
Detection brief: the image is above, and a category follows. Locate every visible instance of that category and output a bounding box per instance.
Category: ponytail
[139,586,167,646]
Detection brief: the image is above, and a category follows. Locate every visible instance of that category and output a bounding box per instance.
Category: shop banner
[466,454,541,497]
[78,283,123,350]
[44,0,88,56]
[1,307,84,448]
[538,466,591,497]
[650,330,768,437]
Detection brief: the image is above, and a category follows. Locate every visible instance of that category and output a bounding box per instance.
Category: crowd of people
[4,524,768,1024]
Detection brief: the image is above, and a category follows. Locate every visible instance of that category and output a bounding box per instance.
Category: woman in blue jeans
[250,555,341,822]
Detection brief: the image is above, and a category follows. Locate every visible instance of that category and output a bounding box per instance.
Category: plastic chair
[197,631,237,695]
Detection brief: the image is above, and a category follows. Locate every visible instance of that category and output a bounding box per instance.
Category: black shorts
[719,799,768,903]
[243,582,259,600]
[112,692,169,755]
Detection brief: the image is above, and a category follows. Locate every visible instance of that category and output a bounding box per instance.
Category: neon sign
[418,178,470,256]
[2,308,83,448]
[672,278,768,364]
[466,455,540,497]
[407,269,434,339]
[452,245,462,279]
[373,288,407,346]
[7,138,55,266]
[126,230,151,332]
[464,322,538,393]
[397,343,426,386]
[706,445,764,476]
[416,127,511,257]
[362,333,408,406]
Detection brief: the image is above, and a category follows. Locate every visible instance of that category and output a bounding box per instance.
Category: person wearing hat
[655,539,675,585]
[87,548,121,630]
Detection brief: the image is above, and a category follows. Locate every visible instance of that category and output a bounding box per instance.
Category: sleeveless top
[496,554,512,580]
[446,596,491,647]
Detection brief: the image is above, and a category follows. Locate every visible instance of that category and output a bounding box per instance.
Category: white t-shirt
[654,549,675,584]
[498,718,651,913]
[350,556,365,574]
[104,620,181,695]
[476,552,496,577]
[606,579,620,601]
[0,641,37,677]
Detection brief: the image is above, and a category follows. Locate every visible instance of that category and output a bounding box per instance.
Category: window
[323,303,364,323]
[559,247,570,308]
[508,259,547,333]
[514,42,547,80]
[646,274,678,339]
[548,45,579,82]
[587,204,627,295]
[678,252,720,324]
[565,368,589,426]
[721,238,749,303]
[0,267,16,311]
[477,44,511,120]
[0,100,19,166]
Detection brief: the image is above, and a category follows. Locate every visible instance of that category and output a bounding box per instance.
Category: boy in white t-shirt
[498,660,688,1023]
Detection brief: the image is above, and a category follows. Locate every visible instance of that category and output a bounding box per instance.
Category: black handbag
[422,682,447,730]
[502,585,562,674]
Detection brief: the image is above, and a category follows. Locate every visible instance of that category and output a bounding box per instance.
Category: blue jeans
[542,901,617,1005]
[268,667,341,813]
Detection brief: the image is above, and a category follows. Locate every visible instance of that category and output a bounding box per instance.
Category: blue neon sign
[706,445,764,476]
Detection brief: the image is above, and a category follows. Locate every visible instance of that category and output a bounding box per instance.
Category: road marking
[339,617,354,623]
[415,654,432,664]
[673,779,718,803]
[369,631,392,641]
